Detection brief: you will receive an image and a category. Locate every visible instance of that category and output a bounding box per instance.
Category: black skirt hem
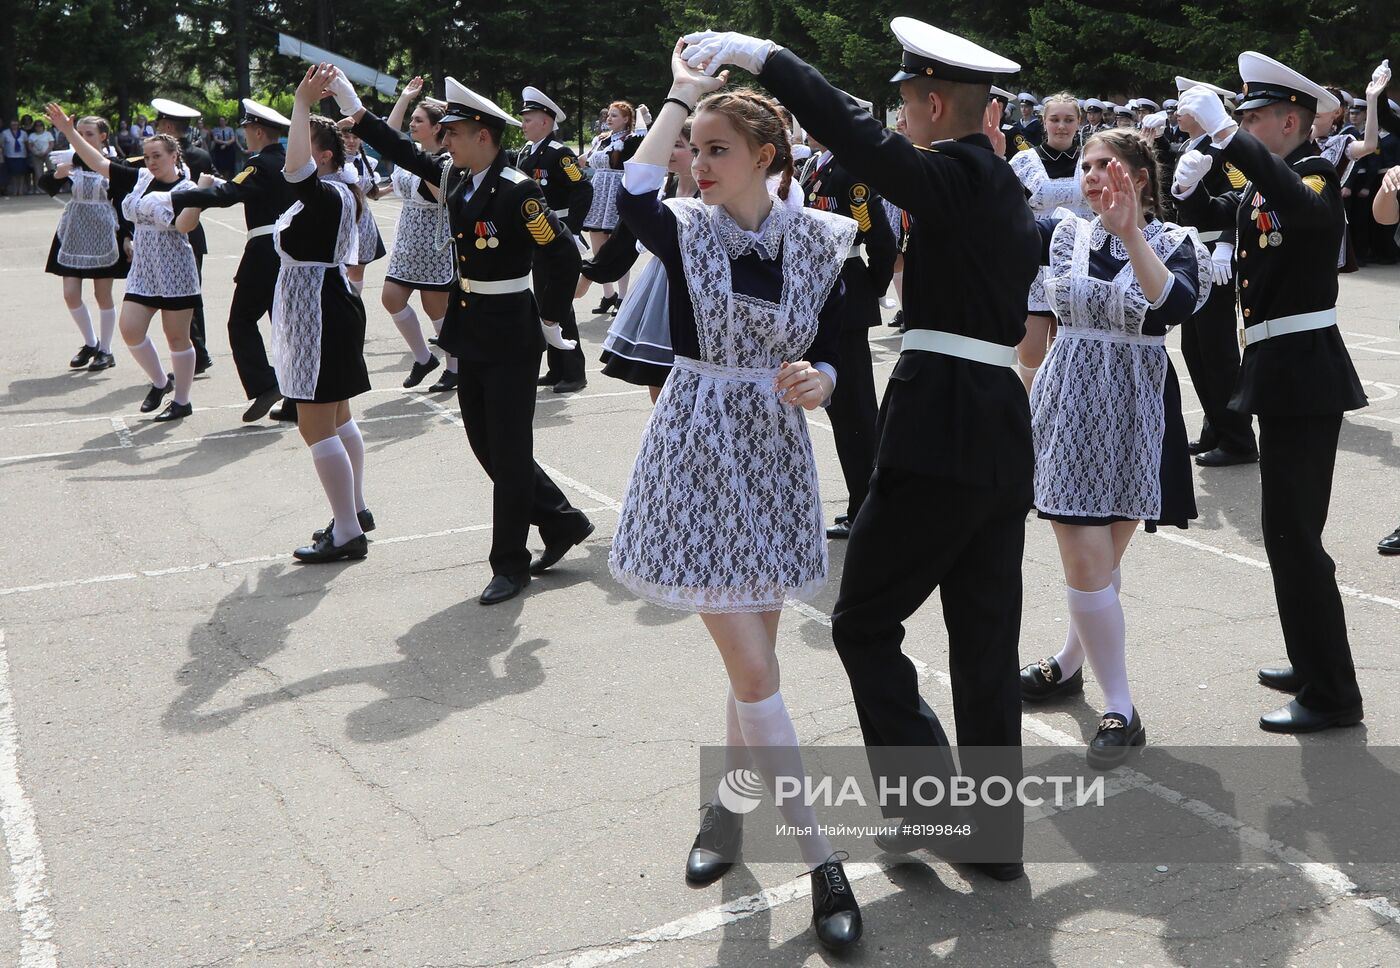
[383,275,456,292]
[599,351,670,389]
[1036,510,1189,533]
[44,236,129,278]
[123,293,202,310]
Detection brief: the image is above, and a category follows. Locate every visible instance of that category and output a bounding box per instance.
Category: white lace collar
[711,198,788,261]
[1090,217,1165,260]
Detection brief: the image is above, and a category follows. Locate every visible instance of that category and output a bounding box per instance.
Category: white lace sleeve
[285,159,316,183]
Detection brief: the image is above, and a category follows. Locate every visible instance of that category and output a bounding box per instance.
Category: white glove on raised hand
[1209,242,1234,285]
[1172,148,1213,197]
[327,68,363,117]
[541,321,577,351]
[1177,86,1232,138]
[1140,111,1168,137]
[680,31,778,77]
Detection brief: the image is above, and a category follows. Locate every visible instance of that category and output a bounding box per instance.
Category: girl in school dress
[378,77,456,391]
[40,115,127,372]
[1010,92,1093,393]
[274,64,374,565]
[340,128,386,295]
[1016,130,1210,769]
[47,104,204,422]
[582,100,644,314]
[609,44,862,953]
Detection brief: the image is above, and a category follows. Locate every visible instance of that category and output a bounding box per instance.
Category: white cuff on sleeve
[284,159,317,184]
[1210,128,1238,150]
[1171,182,1198,200]
[814,362,837,407]
[622,160,667,194]
[1147,273,1175,311]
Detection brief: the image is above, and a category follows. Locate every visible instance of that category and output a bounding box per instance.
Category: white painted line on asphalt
[109,416,132,448]
[0,630,60,968]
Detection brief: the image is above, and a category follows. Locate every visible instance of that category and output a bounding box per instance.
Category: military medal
[474,221,499,249]
[1253,196,1281,249]
[1268,231,1282,247]
[1259,232,1269,249]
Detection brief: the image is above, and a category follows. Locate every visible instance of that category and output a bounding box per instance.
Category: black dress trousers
[227,240,280,398]
[825,326,878,520]
[1180,276,1256,455]
[536,263,585,384]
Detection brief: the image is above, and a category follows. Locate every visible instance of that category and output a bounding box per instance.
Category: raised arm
[1348,62,1392,161]
[44,103,110,177]
[386,76,425,133]
[286,63,334,177]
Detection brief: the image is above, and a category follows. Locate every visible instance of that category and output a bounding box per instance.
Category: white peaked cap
[889,17,1020,83]
[151,98,201,119]
[1236,51,1339,115]
[442,77,521,128]
[521,86,566,125]
[240,99,290,129]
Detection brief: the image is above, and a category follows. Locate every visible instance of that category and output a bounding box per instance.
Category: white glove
[1374,59,1392,87]
[1173,148,1214,197]
[680,31,779,77]
[1140,111,1168,137]
[1209,242,1233,286]
[327,68,363,117]
[1177,86,1232,138]
[541,321,577,351]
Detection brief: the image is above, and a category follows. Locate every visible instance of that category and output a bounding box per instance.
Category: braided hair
[309,115,364,219]
[695,88,795,201]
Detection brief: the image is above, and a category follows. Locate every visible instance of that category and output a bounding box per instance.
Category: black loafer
[428,370,459,393]
[402,355,440,388]
[1259,699,1363,734]
[269,399,298,422]
[826,520,852,539]
[241,388,282,422]
[810,854,862,951]
[686,801,742,887]
[139,374,174,413]
[87,350,116,371]
[551,378,587,394]
[889,309,903,329]
[1378,527,1400,556]
[1020,656,1084,702]
[152,400,192,422]
[1086,709,1146,770]
[194,353,213,374]
[312,509,377,543]
[1194,447,1258,467]
[480,572,529,605]
[293,531,369,564]
[530,519,595,575]
[1258,666,1304,693]
[1187,437,1216,456]
[70,343,99,368]
[834,513,849,526]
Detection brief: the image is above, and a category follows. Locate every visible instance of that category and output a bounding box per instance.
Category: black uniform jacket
[800,152,898,330]
[517,137,593,238]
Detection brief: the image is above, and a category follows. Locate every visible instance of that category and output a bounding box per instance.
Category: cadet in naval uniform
[1005,92,1043,158]
[518,86,594,393]
[152,98,214,373]
[336,72,595,605]
[1173,54,1368,734]
[685,16,1041,879]
[172,99,297,422]
[800,95,898,540]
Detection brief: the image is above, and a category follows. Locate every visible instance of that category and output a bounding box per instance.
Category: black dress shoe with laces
[152,400,192,422]
[139,374,174,413]
[480,572,529,605]
[810,853,862,951]
[1194,447,1258,467]
[241,388,282,422]
[1258,666,1304,693]
[1187,436,1217,456]
[1020,656,1084,702]
[269,399,298,422]
[312,509,377,543]
[70,343,100,368]
[87,349,115,371]
[530,519,595,575]
[293,531,369,564]
[1378,526,1400,556]
[591,294,620,315]
[889,309,903,328]
[403,355,440,388]
[428,369,459,393]
[685,801,742,887]
[1087,709,1146,770]
[826,520,852,539]
[1259,699,1363,734]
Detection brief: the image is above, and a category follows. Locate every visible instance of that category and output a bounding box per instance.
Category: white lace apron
[584,168,623,230]
[1012,149,1092,313]
[385,165,453,286]
[342,158,381,264]
[56,169,119,269]
[121,168,199,298]
[609,197,856,612]
[270,178,358,400]
[1033,216,1209,520]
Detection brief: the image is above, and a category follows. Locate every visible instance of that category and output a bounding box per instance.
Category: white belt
[846,243,865,261]
[555,207,569,219]
[247,225,276,241]
[1241,308,1337,348]
[459,273,531,295]
[901,329,1017,367]
[1195,229,1225,244]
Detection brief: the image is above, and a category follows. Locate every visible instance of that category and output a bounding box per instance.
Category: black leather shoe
[194,352,213,375]
[685,802,742,887]
[1258,666,1304,693]
[70,343,99,368]
[1187,436,1217,456]
[428,370,459,393]
[293,531,369,564]
[269,399,298,422]
[312,509,376,543]
[480,572,529,605]
[1020,656,1084,702]
[971,861,1026,881]
[826,520,852,539]
[889,309,903,329]
[834,514,849,525]
[591,295,613,315]
[403,355,440,388]
[530,519,595,575]
[139,374,174,413]
[1259,699,1363,734]
[152,400,192,422]
[1194,447,1258,468]
[1086,709,1146,770]
[241,388,282,422]
[810,854,862,951]
[87,350,115,371]
[1378,526,1400,556]
[536,373,558,387]
[551,378,587,394]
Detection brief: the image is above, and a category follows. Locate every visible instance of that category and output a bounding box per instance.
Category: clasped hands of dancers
[37,15,1394,952]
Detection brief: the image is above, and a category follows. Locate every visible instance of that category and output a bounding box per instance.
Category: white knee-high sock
[309,436,364,546]
[70,305,97,346]
[718,687,751,782]
[170,346,196,405]
[1067,583,1131,718]
[336,419,367,512]
[391,306,431,364]
[618,271,630,297]
[350,279,364,294]
[1054,567,1120,676]
[429,316,455,371]
[98,308,116,353]
[734,690,834,868]
[128,337,167,388]
[602,282,615,298]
